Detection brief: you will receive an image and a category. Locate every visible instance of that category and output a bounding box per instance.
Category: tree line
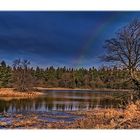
[0,59,133,91]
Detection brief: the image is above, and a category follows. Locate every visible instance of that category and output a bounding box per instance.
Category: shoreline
[37,87,132,92]
[65,102,139,129]
[0,87,132,97]
[0,88,43,97]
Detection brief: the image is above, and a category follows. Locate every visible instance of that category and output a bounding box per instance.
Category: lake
[0,90,128,113]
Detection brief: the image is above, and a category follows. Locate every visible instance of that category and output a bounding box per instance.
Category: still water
[0,90,126,113]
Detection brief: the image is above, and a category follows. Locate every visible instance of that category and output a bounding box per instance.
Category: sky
[0,11,139,68]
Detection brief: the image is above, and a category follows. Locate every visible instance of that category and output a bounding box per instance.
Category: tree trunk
[130,69,140,98]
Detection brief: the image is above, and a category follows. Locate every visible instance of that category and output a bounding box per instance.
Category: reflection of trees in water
[0,92,122,112]
[0,100,8,112]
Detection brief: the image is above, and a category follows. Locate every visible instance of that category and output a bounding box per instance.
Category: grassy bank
[65,101,140,129]
[0,88,43,97]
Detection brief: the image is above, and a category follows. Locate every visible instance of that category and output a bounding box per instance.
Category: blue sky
[0,11,139,68]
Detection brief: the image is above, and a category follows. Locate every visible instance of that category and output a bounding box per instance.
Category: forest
[0,59,134,91]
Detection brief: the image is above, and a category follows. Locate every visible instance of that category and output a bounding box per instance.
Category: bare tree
[102,19,140,98]
[12,59,34,92]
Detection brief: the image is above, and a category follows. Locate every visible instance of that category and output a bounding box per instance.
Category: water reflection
[0,90,124,113]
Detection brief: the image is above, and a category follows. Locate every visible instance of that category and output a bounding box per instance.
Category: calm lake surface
[0,90,128,113]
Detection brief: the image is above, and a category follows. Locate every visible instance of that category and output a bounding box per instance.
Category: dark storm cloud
[0,11,139,68]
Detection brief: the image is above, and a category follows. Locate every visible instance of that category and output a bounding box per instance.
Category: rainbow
[72,14,117,68]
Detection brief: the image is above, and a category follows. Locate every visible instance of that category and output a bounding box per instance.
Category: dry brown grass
[65,101,140,129]
[0,88,42,97]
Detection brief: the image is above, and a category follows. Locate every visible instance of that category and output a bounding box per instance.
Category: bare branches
[12,59,34,92]
[102,18,140,96]
[103,19,140,71]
